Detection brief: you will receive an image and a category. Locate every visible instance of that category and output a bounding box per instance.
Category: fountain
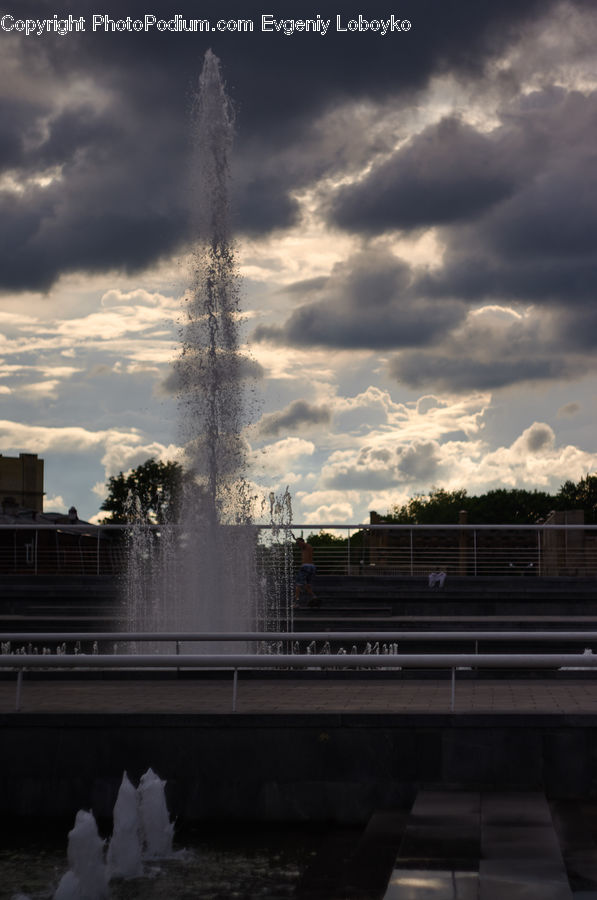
[106,773,143,879]
[125,50,292,639]
[50,769,174,900]
[54,810,109,900]
[137,768,174,859]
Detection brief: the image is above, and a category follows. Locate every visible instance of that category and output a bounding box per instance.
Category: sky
[1,0,597,525]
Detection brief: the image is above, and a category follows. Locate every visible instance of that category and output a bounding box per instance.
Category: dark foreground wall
[2,711,597,824]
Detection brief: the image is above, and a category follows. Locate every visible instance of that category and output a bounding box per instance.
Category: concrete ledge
[3,710,597,823]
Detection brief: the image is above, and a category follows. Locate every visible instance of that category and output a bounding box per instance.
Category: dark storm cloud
[386,299,597,392]
[253,249,466,349]
[0,74,190,289]
[328,116,520,232]
[0,0,557,290]
[385,296,597,392]
[315,80,597,387]
[389,351,578,392]
[255,399,332,437]
[0,97,44,168]
[333,86,597,307]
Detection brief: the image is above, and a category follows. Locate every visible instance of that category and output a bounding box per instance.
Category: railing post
[347,528,351,575]
[473,530,477,577]
[450,667,456,712]
[232,668,238,712]
[410,529,413,576]
[34,529,38,575]
[16,669,23,712]
[96,528,101,576]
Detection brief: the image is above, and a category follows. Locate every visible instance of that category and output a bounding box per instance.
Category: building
[0,452,44,512]
[0,451,122,574]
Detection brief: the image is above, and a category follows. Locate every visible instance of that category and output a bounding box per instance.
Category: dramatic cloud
[254,248,465,350]
[411,89,597,311]
[328,116,521,232]
[318,421,597,500]
[255,399,332,437]
[0,0,560,290]
[2,0,597,524]
[387,305,597,392]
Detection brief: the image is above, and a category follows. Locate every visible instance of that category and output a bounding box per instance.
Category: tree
[383,480,597,524]
[305,531,350,547]
[387,488,468,524]
[556,475,597,524]
[99,458,184,524]
[465,488,555,524]
[385,486,555,524]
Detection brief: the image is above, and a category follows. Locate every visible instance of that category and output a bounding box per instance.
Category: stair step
[383,791,572,898]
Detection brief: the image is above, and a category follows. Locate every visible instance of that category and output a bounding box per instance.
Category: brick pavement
[3,676,597,715]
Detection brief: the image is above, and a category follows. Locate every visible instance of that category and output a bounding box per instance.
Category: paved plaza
[3,675,597,715]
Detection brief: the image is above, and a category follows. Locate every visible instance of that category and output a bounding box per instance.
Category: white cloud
[0,419,181,479]
[332,386,489,444]
[251,437,315,477]
[100,288,172,309]
[296,489,360,510]
[20,380,61,398]
[100,439,182,478]
[44,495,67,512]
[303,502,354,524]
[91,480,107,499]
[0,310,39,328]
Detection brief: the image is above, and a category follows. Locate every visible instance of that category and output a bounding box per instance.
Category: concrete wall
[2,711,597,823]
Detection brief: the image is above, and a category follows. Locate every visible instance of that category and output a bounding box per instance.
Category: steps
[296,792,597,898]
[0,574,121,630]
[384,790,574,899]
[310,576,597,617]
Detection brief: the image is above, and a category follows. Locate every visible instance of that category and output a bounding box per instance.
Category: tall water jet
[124,50,291,638]
[172,49,258,635]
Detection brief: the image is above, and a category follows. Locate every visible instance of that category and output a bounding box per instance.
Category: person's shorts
[295,563,316,585]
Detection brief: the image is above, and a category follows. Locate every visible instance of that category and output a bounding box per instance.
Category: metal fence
[286,524,597,578]
[1,523,596,577]
[2,629,597,712]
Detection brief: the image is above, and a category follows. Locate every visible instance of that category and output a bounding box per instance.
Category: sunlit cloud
[0,419,180,479]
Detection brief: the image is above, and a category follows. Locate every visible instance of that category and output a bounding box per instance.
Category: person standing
[293,536,319,608]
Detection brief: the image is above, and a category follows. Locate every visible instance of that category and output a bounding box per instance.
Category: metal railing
[288,523,597,578]
[2,630,597,713]
[1,523,596,577]
[4,629,597,648]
